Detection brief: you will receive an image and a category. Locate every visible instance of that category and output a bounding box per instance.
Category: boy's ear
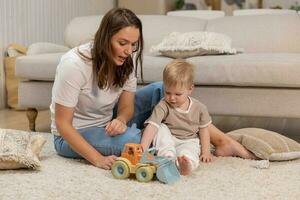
[188,84,194,94]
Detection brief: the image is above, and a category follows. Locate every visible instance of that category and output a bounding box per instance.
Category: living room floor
[0,109,50,132]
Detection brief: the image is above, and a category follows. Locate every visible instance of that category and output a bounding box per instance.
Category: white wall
[0,0,116,109]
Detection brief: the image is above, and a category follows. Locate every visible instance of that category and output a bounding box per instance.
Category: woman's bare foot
[214,137,257,159]
[177,155,192,176]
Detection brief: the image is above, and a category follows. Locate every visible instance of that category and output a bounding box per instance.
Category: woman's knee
[119,125,141,144]
[54,136,81,158]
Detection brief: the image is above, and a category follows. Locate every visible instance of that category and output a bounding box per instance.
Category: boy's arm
[141,100,167,151]
[141,123,158,151]
[199,127,213,162]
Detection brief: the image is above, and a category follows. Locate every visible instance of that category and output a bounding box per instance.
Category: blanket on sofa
[1,132,299,200]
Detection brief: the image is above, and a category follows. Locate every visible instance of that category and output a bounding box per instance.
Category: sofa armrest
[27,42,70,55]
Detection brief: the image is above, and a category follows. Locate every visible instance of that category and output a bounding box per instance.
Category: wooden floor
[0,108,51,132]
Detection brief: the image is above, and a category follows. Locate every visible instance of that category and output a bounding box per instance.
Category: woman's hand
[105,118,127,136]
[105,91,134,136]
[95,155,117,170]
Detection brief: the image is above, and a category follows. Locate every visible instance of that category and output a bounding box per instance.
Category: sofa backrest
[139,15,207,54]
[206,13,300,53]
[64,15,102,49]
[65,13,300,54]
[64,15,207,54]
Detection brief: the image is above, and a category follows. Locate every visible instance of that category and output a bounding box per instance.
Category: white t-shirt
[50,43,137,135]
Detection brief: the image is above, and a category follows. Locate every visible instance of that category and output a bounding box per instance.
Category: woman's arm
[55,103,116,169]
[105,90,135,135]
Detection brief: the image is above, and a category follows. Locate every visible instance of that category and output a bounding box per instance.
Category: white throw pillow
[27,42,70,55]
[150,32,238,58]
[0,129,47,169]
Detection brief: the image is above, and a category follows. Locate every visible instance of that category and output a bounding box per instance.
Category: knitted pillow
[227,128,300,161]
[150,31,238,58]
[0,129,46,169]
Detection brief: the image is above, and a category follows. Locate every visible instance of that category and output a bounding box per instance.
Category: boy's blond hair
[163,59,194,88]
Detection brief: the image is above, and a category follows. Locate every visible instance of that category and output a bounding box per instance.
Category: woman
[52,8,254,170]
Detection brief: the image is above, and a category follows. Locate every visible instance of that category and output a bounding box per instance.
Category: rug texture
[1,132,299,200]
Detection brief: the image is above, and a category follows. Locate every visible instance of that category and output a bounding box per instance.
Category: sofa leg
[26,108,38,131]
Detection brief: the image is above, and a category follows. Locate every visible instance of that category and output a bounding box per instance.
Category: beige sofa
[15,13,300,131]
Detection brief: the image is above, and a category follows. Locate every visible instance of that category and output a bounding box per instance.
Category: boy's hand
[105,118,127,136]
[200,152,213,163]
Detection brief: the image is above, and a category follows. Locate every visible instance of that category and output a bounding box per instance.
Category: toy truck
[111,143,180,184]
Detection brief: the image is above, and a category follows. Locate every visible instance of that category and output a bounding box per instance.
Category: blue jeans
[54,82,164,158]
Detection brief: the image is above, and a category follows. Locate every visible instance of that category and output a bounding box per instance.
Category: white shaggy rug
[1,132,300,200]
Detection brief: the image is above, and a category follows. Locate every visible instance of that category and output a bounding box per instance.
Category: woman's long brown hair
[79,8,143,89]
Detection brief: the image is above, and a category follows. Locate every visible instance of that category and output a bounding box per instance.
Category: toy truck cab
[121,143,143,165]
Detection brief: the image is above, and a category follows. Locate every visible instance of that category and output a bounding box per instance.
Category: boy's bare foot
[214,137,257,159]
[177,155,192,176]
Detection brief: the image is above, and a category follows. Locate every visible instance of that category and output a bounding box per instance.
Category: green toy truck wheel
[136,166,154,183]
[111,160,130,179]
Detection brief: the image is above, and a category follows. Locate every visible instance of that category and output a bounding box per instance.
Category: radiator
[0,0,116,108]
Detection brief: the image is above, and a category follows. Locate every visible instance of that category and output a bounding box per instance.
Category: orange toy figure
[111,143,180,184]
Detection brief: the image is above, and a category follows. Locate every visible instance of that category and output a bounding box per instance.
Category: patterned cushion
[0,129,46,169]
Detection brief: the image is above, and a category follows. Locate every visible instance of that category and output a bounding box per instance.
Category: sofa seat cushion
[15,52,65,81]
[188,53,300,87]
[141,53,300,88]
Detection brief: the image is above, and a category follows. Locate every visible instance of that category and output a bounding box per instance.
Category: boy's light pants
[153,123,200,171]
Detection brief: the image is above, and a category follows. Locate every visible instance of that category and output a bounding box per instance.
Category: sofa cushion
[206,13,300,53]
[64,16,102,49]
[27,42,70,55]
[64,15,207,54]
[15,52,65,81]
[137,55,173,83]
[141,53,300,88]
[150,31,237,58]
[188,53,300,87]
[18,82,54,109]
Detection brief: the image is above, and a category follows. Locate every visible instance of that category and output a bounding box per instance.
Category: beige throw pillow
[150,31,238,58]
[0,129,47,169]
[227,128,300,161]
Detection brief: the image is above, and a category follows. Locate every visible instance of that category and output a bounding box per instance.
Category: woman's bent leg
[54,135,82,158]
[54,124,141,158]
[208,124,256,159]
[129,82,164,129]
